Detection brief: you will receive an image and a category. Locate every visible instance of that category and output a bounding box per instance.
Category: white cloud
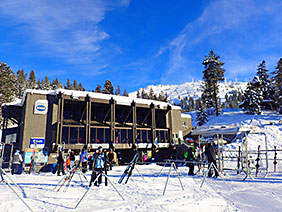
[0,0,129,63]
[159,0,282,83]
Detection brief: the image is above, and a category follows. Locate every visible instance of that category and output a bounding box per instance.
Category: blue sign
[36,105,46,112]
[30,138,45,147]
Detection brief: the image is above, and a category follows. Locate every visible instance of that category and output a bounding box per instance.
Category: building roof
[4,89,181,110]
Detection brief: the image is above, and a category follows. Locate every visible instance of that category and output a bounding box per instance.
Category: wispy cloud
[159,0,282,83]
[0,0,129,64]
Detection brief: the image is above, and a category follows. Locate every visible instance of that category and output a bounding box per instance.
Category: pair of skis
[118,151,140,184]
[255,145,261,177]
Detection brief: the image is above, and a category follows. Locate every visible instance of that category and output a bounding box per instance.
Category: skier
[89,146,105,187]
[204,142,219,178]
[184,144,196,176]
[12,150,23,175]
[69,150,75,169]
[106,148,115,170]
[80,146,88,173]
[56,148,65,176]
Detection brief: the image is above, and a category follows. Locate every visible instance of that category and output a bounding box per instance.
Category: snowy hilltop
[129,81,247,105]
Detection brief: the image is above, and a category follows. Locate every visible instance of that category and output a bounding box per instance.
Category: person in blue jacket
[89,146,105,187]
[80,146,88,173]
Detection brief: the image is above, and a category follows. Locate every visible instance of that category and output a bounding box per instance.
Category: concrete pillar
[150,103,156,143]
[110,98,115,143]
[132,101,137,145]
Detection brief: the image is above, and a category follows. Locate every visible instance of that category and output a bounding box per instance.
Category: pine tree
[149,88,155,100]
[136,90,140,98]
[256,60,272,101]
[123,89,128,96]
[272,58,282,113]
[95,84,102,93]
[52,77,62,89]
[37,79,42,89]
[28,70,36,89]
[241,76,263,115]
[78,83,84,91]
[201,50,225,116]
[0,62,17,127]
[65,78,72,90]
[41,76,51,90]
[196,103,208,126]
[141,88,148,99]
[16,69,28,98]
[73,80,79,90]
[115,85,121,96]
[103,79,114,94]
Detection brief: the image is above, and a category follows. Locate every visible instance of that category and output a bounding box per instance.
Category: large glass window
[97,128,104,143]
[79,128,86,144]
[70,127,78,144]
[90,128,96,143]
[105,128,110,143]
[62,127,69,144]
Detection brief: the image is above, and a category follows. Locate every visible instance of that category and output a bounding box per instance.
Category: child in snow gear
[80,147,88,173]
[205,142,219,177]
[89,146,105,186]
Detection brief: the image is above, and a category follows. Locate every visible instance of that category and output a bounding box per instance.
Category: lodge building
[1,89,192,161]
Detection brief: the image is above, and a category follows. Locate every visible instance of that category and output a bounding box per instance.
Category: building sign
[30,138,45,148]
[24,148,48,164]
[34,99,48,114]
[90,144,109,149]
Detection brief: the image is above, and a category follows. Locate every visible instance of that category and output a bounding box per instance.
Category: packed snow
[2,109,282,212]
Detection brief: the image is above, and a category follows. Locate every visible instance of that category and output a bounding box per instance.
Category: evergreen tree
[37,79,42,89]
[123,89,128,97]
[16,69,28,98]
[272,58,282,113]
[41,76,51,90]
[28,70,36,89]
[149,88,155,100]
[158,91,166,102]
[188,97,195,111]
[51,77,63,89]
[64,78,72,90]
[73,80,79,90]
[78,83,84,91]
[136,90,140,98]
[241,76,263,115]
[0,62,17,127]
[95,84,102,93]
[256,60,272,101]
[115,85,121,96]
[196,103,208,126]
[201,50,225,116]
[103,79,114,94]
[141,88,148,99]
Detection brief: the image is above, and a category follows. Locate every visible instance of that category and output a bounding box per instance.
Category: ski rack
[200,162,227,188]
[75,170,125,209]
[157,159,184,195]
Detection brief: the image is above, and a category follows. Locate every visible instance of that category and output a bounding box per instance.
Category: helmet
[98,146,103,151]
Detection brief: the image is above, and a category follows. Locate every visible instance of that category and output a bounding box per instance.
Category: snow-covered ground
[2,163,282,212]
[2,109,282,212]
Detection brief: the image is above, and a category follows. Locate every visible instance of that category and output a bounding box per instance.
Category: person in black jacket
[204,142,219,177]
[57,149,65,176]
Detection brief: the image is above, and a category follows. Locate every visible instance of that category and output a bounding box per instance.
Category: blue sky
[0,0,282,92]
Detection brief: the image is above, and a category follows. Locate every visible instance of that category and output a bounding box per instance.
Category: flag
[115,136,119,144]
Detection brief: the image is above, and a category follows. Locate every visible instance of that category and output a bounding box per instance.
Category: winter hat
[98,146,103,151]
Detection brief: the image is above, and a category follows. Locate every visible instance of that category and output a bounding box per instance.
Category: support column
[132,101,137,145]
[167,105,173,143]
[85,95,90,144]
[56,92,62,145]
[1,117,6,143]
[150,103,156,144]
[110,98,115,144]
[59,94,64,146]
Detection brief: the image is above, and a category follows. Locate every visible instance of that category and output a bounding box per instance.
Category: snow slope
[129,81,247,104]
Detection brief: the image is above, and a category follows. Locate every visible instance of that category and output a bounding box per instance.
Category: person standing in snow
[56,148,65,176]
[80,146,88,173]
[12,150,23,175]
[69,150,75,169]
[184,143,196,176]
[204,142,219,177]
[106,148,116,170]
[89,146,105,187]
